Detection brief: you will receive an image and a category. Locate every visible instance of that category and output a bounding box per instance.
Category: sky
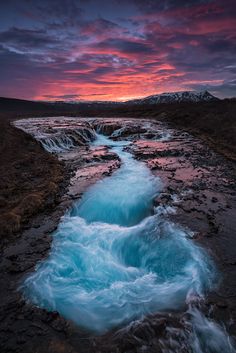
[0,0,235,101]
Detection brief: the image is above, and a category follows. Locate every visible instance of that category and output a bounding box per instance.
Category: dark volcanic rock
[93,120,122,135]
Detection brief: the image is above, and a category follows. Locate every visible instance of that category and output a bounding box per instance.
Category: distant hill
[0,97,54,112]
[125,90,219,105]
[0,96,123,114]
[0,90,219,114]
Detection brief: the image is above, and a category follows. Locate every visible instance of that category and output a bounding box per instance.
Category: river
[19,126,235,352]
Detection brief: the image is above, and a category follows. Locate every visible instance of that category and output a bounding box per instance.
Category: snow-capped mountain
[126,90,219,104]
[43,90,219,106]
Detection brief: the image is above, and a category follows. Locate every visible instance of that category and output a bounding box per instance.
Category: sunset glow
[0,0,235,101]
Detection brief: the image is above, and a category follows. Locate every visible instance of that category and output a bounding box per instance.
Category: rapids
[22,131,235,352]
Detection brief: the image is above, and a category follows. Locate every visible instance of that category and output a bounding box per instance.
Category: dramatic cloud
[0,0,235,100]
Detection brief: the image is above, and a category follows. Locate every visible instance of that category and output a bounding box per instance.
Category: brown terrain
[0,116,66,246]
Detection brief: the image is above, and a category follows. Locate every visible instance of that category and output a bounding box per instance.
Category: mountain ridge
[125,90,219,104]
[0,90,220,108]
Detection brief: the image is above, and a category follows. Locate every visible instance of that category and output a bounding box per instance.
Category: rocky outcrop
[93,120,122,135]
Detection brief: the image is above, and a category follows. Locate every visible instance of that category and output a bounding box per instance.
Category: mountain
[125,90,219,105]
[43,90,219,106]
[0,90,220,114]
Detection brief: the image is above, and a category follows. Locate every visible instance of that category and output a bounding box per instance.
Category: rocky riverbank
[0,117,235,353]
[0,120,66,246]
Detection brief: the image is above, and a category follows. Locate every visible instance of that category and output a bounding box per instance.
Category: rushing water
[23,132,235,352]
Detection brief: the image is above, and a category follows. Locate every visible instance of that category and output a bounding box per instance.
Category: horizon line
[1,89,227,104]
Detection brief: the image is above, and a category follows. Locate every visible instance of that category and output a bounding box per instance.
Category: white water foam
[21,129,235,352]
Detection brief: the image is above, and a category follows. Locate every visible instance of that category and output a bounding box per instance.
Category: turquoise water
[23,133,235,351]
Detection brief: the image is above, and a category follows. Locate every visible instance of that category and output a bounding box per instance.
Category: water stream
[23,132,235,352]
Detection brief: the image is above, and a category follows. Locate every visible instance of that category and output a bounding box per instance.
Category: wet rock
[94,121,122,135]
[216,301,228,309]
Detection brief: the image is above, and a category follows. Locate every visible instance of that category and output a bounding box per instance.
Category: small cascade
[39,128,96,153]
[95,121,123,136]
[14,117,96,153]
[111,126,127,137]
[39,134,76,153]
[188,307,235,353]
